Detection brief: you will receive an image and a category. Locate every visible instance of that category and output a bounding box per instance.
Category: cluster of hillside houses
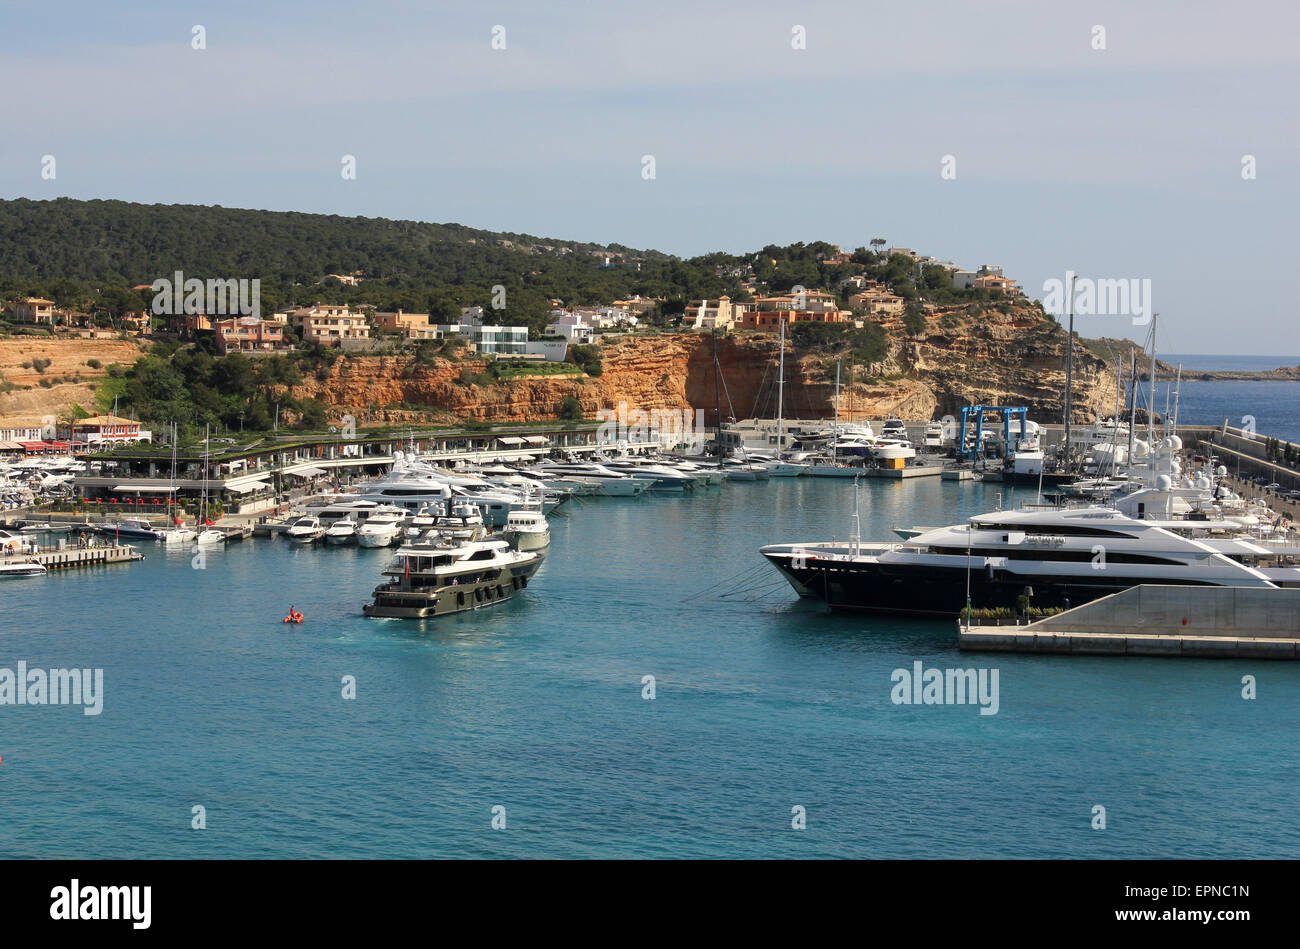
[3,248,1020,357]
[683,251,1018,332]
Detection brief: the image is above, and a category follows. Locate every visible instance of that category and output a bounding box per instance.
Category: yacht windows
[930,546,1186,566]
[977,523,1137,539]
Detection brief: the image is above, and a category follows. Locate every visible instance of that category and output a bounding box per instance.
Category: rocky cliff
[286,303,1119,426]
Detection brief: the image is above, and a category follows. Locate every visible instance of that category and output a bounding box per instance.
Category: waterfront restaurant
[71,425,603,514]
[17,440,72,455]
[70,415,153,449]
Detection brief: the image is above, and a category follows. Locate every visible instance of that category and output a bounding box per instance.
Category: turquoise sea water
[1173,380,1300,444]
[1149,354,1300,443]
[2,477,1299,859]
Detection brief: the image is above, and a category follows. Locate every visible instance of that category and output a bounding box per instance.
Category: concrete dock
[960,585,1300,659]
[861,464,945,480]
[4,544,145,570]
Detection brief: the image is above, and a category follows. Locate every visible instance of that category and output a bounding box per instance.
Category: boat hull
[763,551,1225,617]
[0,563,47,577]
[595,480,649,496]
[503,529,550,552]
[996,470,1078,488]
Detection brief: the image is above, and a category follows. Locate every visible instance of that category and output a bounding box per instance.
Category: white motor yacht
[532,461,650,496]
[501,509,550,552]
[325,517,359,545]
[763,504,1300,616]
[286,515,325,544]
[0,560,46,578]
[357,512,405,548]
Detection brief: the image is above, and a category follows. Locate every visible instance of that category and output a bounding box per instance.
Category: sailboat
[807,360,860,477]
[765,317,809,477]
[194,424,225,546]
[159,422,196,545]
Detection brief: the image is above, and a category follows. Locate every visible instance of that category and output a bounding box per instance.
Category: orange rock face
[287,308,1117,427]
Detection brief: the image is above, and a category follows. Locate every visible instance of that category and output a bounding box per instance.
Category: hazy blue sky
[2,0,1296,354]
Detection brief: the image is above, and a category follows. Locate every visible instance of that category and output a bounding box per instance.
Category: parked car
[1263,482,1281,490]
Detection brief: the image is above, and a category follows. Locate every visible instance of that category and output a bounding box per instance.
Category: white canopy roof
[225,480,271,495]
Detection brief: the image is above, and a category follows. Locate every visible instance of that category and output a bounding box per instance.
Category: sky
[1,0,1296,354]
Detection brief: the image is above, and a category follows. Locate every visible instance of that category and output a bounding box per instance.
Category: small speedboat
[0,561,47,578]
[286,515,325,544]
[92,518,162,539]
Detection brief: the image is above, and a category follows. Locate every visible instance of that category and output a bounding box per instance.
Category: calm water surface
[2,477,1297,858]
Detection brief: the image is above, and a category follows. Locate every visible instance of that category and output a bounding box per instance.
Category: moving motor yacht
[363,535,543,619]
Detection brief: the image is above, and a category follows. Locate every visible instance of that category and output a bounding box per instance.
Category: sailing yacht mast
[202,423,210,527]
[711,331,723,458]
[168,422,178,525]
[1148,315,1157,449]
[776,317,785,459]
[832,359,841,465]
[1127,347,1137,466]
[1172,364,1183,430]
[1062,273,1075,470]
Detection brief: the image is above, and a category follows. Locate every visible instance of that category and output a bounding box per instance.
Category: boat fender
[475,587,484,602]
